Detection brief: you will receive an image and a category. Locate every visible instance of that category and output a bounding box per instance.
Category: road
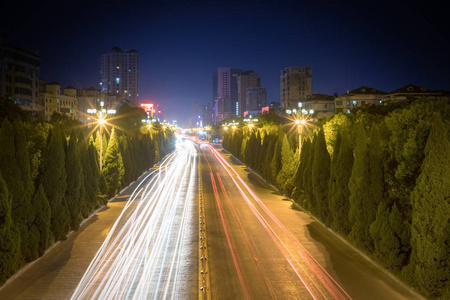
[199,142,424,300]
[0,138,199,300]
[0,138,424,299]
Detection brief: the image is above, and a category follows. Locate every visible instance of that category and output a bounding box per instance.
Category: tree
[0,119,32,263]
[40,124,70,241]
[103,128,125,197]
[32,184,51,256]
[329,131,353,234]
[409,113,450,298]
[293,138,311,203]
[348,123,374,252]
[80,134,99,216]
[94,130,107,166]
[0,97,29,123]
[0,173,21,284]
[323,113,352,156]
[370,202,405,269]
[269,129,283,184]
[312,128,331,224]
[276,133,298,195]
[13,119,39,261]
[332,132,353,234]
[368,125,384,212]
[65,131,85,230]
[303,134,316,210]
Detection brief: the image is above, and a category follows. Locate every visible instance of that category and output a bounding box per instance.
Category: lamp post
[88,101,116,172]
[287,108,314,156]
[243,115,258,131]
[222,121,239,132]
[98,115,106,172]
[295,118,306,155]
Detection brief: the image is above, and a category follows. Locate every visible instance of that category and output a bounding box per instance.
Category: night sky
[2,0,449,125]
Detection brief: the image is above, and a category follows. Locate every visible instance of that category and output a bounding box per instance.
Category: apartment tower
[99,47,139,106]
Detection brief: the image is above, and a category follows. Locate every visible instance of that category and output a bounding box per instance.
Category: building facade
[0,44,41,113]
[300,93,335,119]
[99,47,139,106]
[381,84,442,104]
[237,70,260,116]
[39,82,78,120]
[335,85,386,114]
[245,87,267,112]
[280,66,312,109]
[213,67,243,123]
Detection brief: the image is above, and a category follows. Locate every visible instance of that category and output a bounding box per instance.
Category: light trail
[215,173,277,300]
[204,144,352,300]
[71,137,198,300]
[203,149,250,299]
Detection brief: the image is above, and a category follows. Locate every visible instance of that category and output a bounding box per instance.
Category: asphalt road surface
[199,142,424,300]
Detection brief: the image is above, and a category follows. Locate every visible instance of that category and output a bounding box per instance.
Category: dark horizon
[2,0,449,124]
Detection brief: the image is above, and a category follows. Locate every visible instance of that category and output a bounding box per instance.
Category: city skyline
[1,0,449,124]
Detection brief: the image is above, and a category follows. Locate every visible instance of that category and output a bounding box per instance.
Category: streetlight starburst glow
[286,109,315,156]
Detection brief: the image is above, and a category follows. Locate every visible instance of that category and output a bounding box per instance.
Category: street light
[88,102,116,172]
[222,121,239,132]
[288,109,314,156]
[98,115,106,172]
[243,115,258,131]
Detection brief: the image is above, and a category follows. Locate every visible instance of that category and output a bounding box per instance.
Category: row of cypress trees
[0,103,175,285]
[222,98,449,299]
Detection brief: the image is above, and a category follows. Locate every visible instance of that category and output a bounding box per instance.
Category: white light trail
[71,138,198,300]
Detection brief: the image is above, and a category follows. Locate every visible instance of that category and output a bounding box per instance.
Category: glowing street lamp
[288,109,314,155]
[222,121,239,132]
[98,116,106,172]
[88,101,116,172]
[243,115,258,130]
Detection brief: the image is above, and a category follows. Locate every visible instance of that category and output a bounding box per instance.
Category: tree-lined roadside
[222,98,450,299]
[0,101,175,285]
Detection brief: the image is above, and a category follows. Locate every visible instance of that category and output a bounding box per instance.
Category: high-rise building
[237,70,261,116]
[0,43,41,113]
[245,87,267,112]
[280,66,312,109]
[213,67,243,122]
[99,47,139,106]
